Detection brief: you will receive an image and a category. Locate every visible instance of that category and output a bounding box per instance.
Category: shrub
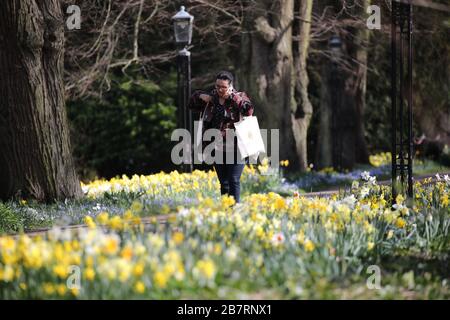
[0,203,23,234]
[67,75,178,180]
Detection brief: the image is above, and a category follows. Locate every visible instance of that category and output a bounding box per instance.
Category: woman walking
[188,71,254,203]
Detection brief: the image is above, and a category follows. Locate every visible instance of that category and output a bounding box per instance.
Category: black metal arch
[390,0,450,201]
[391,0,414,200]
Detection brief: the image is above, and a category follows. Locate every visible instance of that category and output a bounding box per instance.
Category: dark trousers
[213,162,245,203]
[212,146,246,203]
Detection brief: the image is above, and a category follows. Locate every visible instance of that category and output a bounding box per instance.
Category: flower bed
[1,173,449,299]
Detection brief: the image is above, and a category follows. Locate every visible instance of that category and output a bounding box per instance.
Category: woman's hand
[199,94,212,103]
[224,85,233,99]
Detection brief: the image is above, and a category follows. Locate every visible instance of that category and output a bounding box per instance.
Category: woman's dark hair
[216,71,234,85]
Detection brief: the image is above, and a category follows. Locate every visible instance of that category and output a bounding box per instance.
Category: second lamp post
[172,6,194,173]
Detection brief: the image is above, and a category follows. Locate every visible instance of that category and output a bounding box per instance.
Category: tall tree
[314,0,370,170]
[292,0,314,171]
[238,0,313,171]
[345,0,370,164]
[0,0,82,201]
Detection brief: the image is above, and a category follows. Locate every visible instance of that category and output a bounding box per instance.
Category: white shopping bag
[194,109,206,162]
[234,116,265,161]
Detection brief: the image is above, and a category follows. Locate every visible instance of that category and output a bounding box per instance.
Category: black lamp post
[172,6,194,173]
[391,0,413,202]
[329,35,343,171]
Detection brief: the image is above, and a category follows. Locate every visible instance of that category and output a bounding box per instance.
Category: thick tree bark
[238,0,299,168]
[292,0,313,171]
[0,0,82,201]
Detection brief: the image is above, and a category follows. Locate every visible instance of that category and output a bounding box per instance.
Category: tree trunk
[292,0,314,172]
[348,0,370,164]
[0,0,82,201]
[316,0,370,170]
[238,0,298,168]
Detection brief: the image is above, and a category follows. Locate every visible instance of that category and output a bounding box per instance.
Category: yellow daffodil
[153,271,168,289]
[134,281,146,294]
[395,217,406,229]
[43,283,55,295]
[84,268,96,281]
[304,239,315,252]
[97,211,109,224]
[84,216,96,228]
[171,232,184,245]
[194,259,217,280]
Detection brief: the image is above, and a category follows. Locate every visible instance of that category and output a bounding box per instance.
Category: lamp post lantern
[172,6,193,47]
[172,6,194,173]
[329,35,342,60]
